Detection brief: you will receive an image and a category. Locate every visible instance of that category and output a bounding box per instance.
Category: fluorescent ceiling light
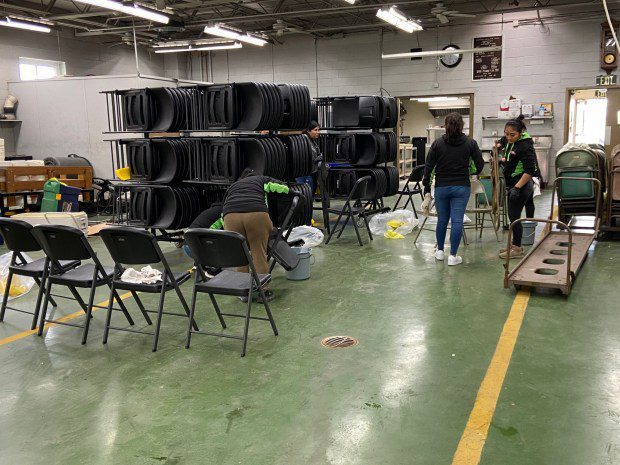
[73,0,169,24]
[0,17,51,33]
[343,0,356,3]
[411,97,459,102]
[382,45,501,60]
[154,42,243,53]
[376,7,422,33]
[204,25,267,46]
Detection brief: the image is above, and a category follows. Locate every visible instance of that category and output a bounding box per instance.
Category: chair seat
[328,206,366,215]
[114,270,191,293]
[9,258,81,278]
[195,269,271,296]
[49,264,114,287]
[397,188,421,195]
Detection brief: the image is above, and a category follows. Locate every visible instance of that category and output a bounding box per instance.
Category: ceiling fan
[271,19,307,37]
[430,2,476,24]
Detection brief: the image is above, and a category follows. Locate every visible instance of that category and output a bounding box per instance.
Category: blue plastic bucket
[285,247,314,281]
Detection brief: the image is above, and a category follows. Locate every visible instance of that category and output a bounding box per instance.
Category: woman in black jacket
[422,113,484,266]
[499,115,539,260]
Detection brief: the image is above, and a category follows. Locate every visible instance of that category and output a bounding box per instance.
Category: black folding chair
[393,164,425,218]
[267,195,301,273]
[0,218,80,330]
[325,176,372,247]
[184,229,278,357]
[32,225,134,344]
[99,226,197,352]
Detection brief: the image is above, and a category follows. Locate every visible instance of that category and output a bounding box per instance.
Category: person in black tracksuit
[499,115,540,259]
[422,112,484,266]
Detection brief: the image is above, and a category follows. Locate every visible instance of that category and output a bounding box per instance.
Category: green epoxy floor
[0,196,619,465]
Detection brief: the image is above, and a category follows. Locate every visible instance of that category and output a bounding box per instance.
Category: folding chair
[268,195,301,273]
[466,178,500,241]
[393,165,425,217]
[0,218,80,330]
[184,229,278,357]
[32,225,134,344]
[325,176,372,247]
[99,226,197,352]
[413,196,469,247]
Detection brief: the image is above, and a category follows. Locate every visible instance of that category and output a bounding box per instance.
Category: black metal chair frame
[267,195,301,273]
[99,226,197,352]
[393,164,425,218]
[325,176,373,247]
[0,218,81,330]
[32,225,135,344]
[184,229,278,357]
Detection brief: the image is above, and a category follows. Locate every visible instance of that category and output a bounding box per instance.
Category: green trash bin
[40,178,81,213]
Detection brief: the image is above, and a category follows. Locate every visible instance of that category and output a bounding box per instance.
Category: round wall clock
[440,44,462,68]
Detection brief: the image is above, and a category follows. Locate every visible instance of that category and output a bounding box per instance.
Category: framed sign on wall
[473,36,503,81]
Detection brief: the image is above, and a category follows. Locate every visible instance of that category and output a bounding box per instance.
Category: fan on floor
[430,2,475,24]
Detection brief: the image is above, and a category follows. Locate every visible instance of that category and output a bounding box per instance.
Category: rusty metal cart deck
[504,177,601,296]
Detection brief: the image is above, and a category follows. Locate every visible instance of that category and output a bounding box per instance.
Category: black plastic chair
[393,164,425,218]
[99,227,196,352]
[267,195,301,273]
[184,229,278,357]
[0,218,81,330]
[325,176,373,247]
[31,225,134,344]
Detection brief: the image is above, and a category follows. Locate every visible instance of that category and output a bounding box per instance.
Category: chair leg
[151,286,167,352]
[185,287,198,349]
[37,279,53,336]
[325,208,346,245]
[480,212,485,239]
[81,282,98,345]
[131,291,153,325]
[30,275,48,330]
[112,289,134,326]
[102,281,116,344]
[257,287,278,337]
[173,282,198,331]
[393,193,404,210]
[413,216,429,246]
[208,293,227,329]
[240,289,253,357]
[362,212,373,241]
[68,286,89,314]
[351,213,364,246]
[32,276,57,308]
[0,268,14,322]
[336,213,352,239]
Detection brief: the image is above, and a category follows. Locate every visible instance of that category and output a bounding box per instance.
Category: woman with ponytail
[422,112,484,266]
[498,115,540,260]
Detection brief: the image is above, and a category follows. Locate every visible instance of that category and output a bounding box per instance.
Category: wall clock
[440,44,462,68]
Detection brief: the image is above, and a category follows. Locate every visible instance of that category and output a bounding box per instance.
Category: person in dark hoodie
[499,115,540,260]
[423,112,484,266]
[221,168,289,302]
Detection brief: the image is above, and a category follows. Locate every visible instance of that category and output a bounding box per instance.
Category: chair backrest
[31,224,94,261]
[0,218,41,252]
[99,226,162,265]
[470,178,486,195]
[347,176,371,202]
[409,164,425,183]
[185,229,250,269]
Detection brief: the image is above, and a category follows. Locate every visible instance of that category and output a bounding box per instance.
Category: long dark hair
[505,114,527,133]
[305,120,319,134]
[444,112,464,143]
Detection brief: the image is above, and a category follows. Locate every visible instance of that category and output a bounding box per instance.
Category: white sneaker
[448,255,463,266]
[435,250,445,261]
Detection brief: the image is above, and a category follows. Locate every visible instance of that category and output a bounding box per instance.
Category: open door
[605,88,620,152]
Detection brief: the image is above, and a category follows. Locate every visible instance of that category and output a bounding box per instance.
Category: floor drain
[321,336,359,348]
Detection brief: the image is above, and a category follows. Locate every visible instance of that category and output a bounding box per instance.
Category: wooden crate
[0,166,94,208]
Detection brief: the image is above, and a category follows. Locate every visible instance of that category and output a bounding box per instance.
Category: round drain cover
[321,336,359,348]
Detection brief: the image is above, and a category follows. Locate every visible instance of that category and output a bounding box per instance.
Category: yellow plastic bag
[387,220,406,229]
[0,252,35,300]
[384,230,405,239]
[115,166,132,181]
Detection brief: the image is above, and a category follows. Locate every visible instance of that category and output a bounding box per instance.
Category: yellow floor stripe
[0,292,133,347]
[451,290,530,465]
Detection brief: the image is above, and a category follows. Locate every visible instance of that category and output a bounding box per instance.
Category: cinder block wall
[209,15,602,175]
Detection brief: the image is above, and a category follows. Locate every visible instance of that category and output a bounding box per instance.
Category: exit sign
[596,74,617,86]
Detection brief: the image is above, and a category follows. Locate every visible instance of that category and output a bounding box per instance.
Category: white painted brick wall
[209,16,602,176]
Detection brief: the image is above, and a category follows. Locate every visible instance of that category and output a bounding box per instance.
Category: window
[18,57,66,81]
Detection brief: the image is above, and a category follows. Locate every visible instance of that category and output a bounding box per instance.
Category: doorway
[396,93,474,176]
[567,88,607,145]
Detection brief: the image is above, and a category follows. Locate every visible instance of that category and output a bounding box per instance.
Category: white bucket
[521,221,536,246]
[285,247,314,281]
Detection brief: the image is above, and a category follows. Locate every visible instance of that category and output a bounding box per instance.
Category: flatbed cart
[504,177,601,296]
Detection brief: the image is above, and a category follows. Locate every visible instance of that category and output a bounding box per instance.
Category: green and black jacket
[221,175,289,217]
[500,132,540,188]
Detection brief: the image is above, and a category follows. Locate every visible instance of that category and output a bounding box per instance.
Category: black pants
[507,181,534,247]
